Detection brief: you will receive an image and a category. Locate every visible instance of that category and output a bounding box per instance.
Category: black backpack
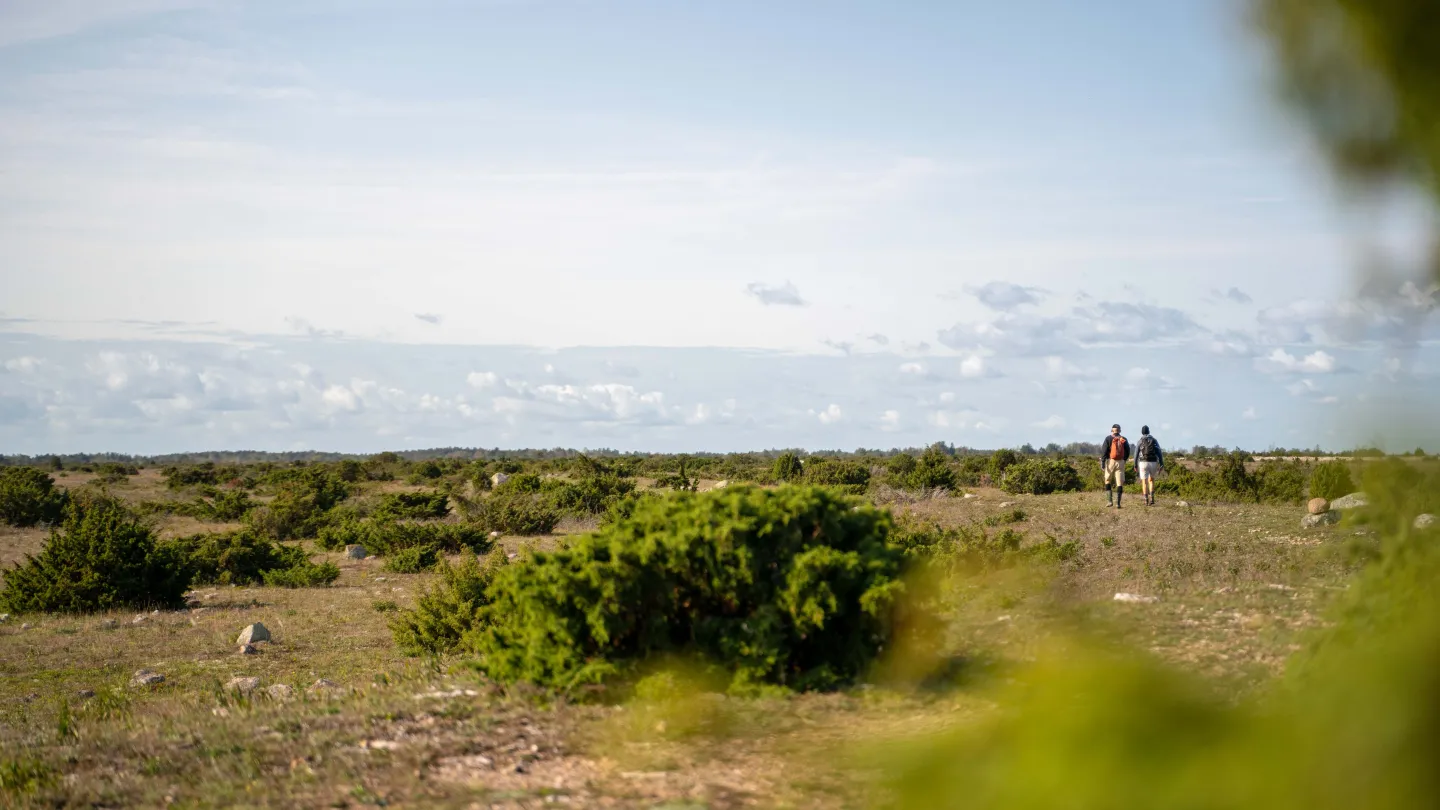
[1138,435,1159,461]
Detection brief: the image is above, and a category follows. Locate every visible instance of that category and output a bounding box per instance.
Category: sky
[1,0,1437,455]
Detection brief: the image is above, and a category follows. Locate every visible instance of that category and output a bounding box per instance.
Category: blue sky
[0,0,1436,454]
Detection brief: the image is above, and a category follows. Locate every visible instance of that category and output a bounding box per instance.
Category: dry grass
[0,486,1368,808]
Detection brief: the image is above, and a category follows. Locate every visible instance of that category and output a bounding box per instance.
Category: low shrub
[261,561,340,588]
[772,452,804,483]
[164,530,286,585]
[1000,459,1083,495]
[474,490,560,536]
[383,543,442,574]
[989,449,1022,480]
[886,454,918,485]
[316,519,491,556]
[245,469,349,541]
[461,485,906,693]
[0,467,68,527]
[0,495,190,614]
[1310,461,1356,501]
[200,489,254,522]
[801,459,872,494]
[544,474,637,515]
[391,555,507,656]
[1154,456,1310,505]
[897,447,958,492]
[372,490,450,521]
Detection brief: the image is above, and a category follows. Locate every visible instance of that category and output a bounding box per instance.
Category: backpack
[1109,436,1128,460]
[1138,435,1158,461]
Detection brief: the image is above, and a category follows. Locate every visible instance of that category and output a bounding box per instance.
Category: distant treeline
[0,442,1413,469]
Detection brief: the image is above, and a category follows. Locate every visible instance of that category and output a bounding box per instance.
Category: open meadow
[2,449,1418,809]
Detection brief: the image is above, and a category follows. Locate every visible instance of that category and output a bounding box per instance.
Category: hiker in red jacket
[1099,423,1131,508]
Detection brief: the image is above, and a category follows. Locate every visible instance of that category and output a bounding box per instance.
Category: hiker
[1136,425,1164,506]
[1099,423,1131,508]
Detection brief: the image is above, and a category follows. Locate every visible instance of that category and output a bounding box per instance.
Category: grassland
[0,465,1373,808]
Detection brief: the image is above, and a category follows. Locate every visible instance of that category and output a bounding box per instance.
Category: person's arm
[1157,443,1164,468]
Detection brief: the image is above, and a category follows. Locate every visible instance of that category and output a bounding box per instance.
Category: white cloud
[967,281,1045,311]
[813,404,844,425]
[898,362,927,376]
[467,371,498,389]
[2,356,42,373]
[686,403,712,425]
[1256,348,1337,374]
[321,385,361,413]
[745,281,806,307]
[938,391,958,404]
[1034,414,1067,430]
[880,409,901,431]
[1043,356,1086,379]
[1242,406,1257,420]
[959,354,987,378]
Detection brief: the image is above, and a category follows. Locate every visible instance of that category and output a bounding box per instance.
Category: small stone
[963,493,977,499]
[151,609,160,615]
[236,622,271,645]
[714,480,729,489]
[98,618,118,630]
[1415,514,1436,530]
[344,545,367,560]
[489,531,503,539]
[1176,501,1190,508]
[266,684,295,701]
[0,613,9,623]
[77,689,95,698]
[226,677,262,696]
[1307,497,1329,515]
[131,669,165,688]
[20,622,32,630]
[1114,593,1159,604]
[212,707,230,717]
[308,678,341,695]
[1330,492,1369,510]
[374,577,387,582]
[132,615,147,625]
[238,643,259,655]
[1301,511,1341,528]
[998,502,1014,508]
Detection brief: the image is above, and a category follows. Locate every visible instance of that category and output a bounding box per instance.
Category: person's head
[1111,424,1121,435]
[1141,425,1150,435]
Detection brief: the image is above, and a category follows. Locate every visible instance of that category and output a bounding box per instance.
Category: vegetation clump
[0,467,68,527]
[383,543,442,574]
[316,519,491,556]
[1309,461,1356,502]
[371,490,450,521]
[890,446,958,492]
[392,485,906,693]
[245,468,350,541]
[801,458,871,494]
[390,555,506,656]
[162,529,335,587]
[0,495,190,614]
[1000,459,1083,495]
